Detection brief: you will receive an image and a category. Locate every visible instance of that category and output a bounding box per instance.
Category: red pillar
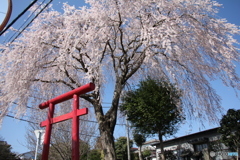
[41,103,54,160]
[72,94,79,160]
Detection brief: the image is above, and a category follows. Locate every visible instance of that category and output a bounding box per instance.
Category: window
[194,143,208,152]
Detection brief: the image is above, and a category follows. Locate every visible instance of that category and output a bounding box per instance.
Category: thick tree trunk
[93,104,117,160]
[100,126,116,160]
[93,79,123,160]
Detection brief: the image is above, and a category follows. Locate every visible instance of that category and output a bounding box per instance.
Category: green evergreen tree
[88,149,102,160]
[120,77,185,160]
[115,137,133,160]
[142,149,151,159]
[218,109,240,154]
[0,136,18,160]
[133,133,146,160]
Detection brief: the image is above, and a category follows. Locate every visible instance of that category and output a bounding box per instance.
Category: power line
[6,104,126,126]
[12,102,38,110]
[6,0,48,43]
[9,0,53,43]
[0,0,38,36]
[6,114,38,124]
[5,114,100,138]
[11,100,126,125]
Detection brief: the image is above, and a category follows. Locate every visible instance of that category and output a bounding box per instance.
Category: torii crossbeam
[39,83,95,160]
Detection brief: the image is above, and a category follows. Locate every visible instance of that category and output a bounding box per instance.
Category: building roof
[20,151,35,155]
[143,139,159,145]
[151,127,220,146]
[131,147,138,151]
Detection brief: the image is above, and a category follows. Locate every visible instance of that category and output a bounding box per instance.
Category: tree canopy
[0,0,240,159]
[0,136,19,160]
[133,133,146,148]
[87,149,102,160]
[218,109,240,152]
[133,133,146,160]
[121,78,184,136]
[120,78,184,159]
[115,137,133,160]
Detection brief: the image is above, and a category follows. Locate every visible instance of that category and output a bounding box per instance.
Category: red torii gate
[39,83,95,160]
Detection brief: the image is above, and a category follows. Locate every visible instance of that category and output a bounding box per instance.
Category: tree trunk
[93,79,124,160]
[139,146,143,160]
[237,147,239,160]
[158,133,165,160]
[100,126,116,160]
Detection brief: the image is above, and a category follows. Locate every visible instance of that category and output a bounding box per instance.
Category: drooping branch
[32,78,75,90]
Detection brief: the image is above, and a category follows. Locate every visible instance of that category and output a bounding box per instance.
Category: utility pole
[126,115,131,160]
[34,130,45,160]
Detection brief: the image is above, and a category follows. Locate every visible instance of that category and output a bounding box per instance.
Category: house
[150,127,235,160]
[131,147,139,152]
[132,139,158,160]
[136,139,159,160]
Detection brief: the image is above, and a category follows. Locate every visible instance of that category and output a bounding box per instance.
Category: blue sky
[0,0,240,154]
[0,0,8,24]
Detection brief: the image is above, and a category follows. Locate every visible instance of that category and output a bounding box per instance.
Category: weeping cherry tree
[0,0,240,159]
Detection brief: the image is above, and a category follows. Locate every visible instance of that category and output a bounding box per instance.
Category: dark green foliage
[132,153,139,160]
[115,137,133,160]
[80,141,91,160]
[120,77,185,136]
[133,133,146,160]
[133,134,146,147]
[0,137,18,160]
[142,149,151,159]
[120,78,185,160]
[218,109,240,151]
[208,134,225,153]
[88,149,102,160]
